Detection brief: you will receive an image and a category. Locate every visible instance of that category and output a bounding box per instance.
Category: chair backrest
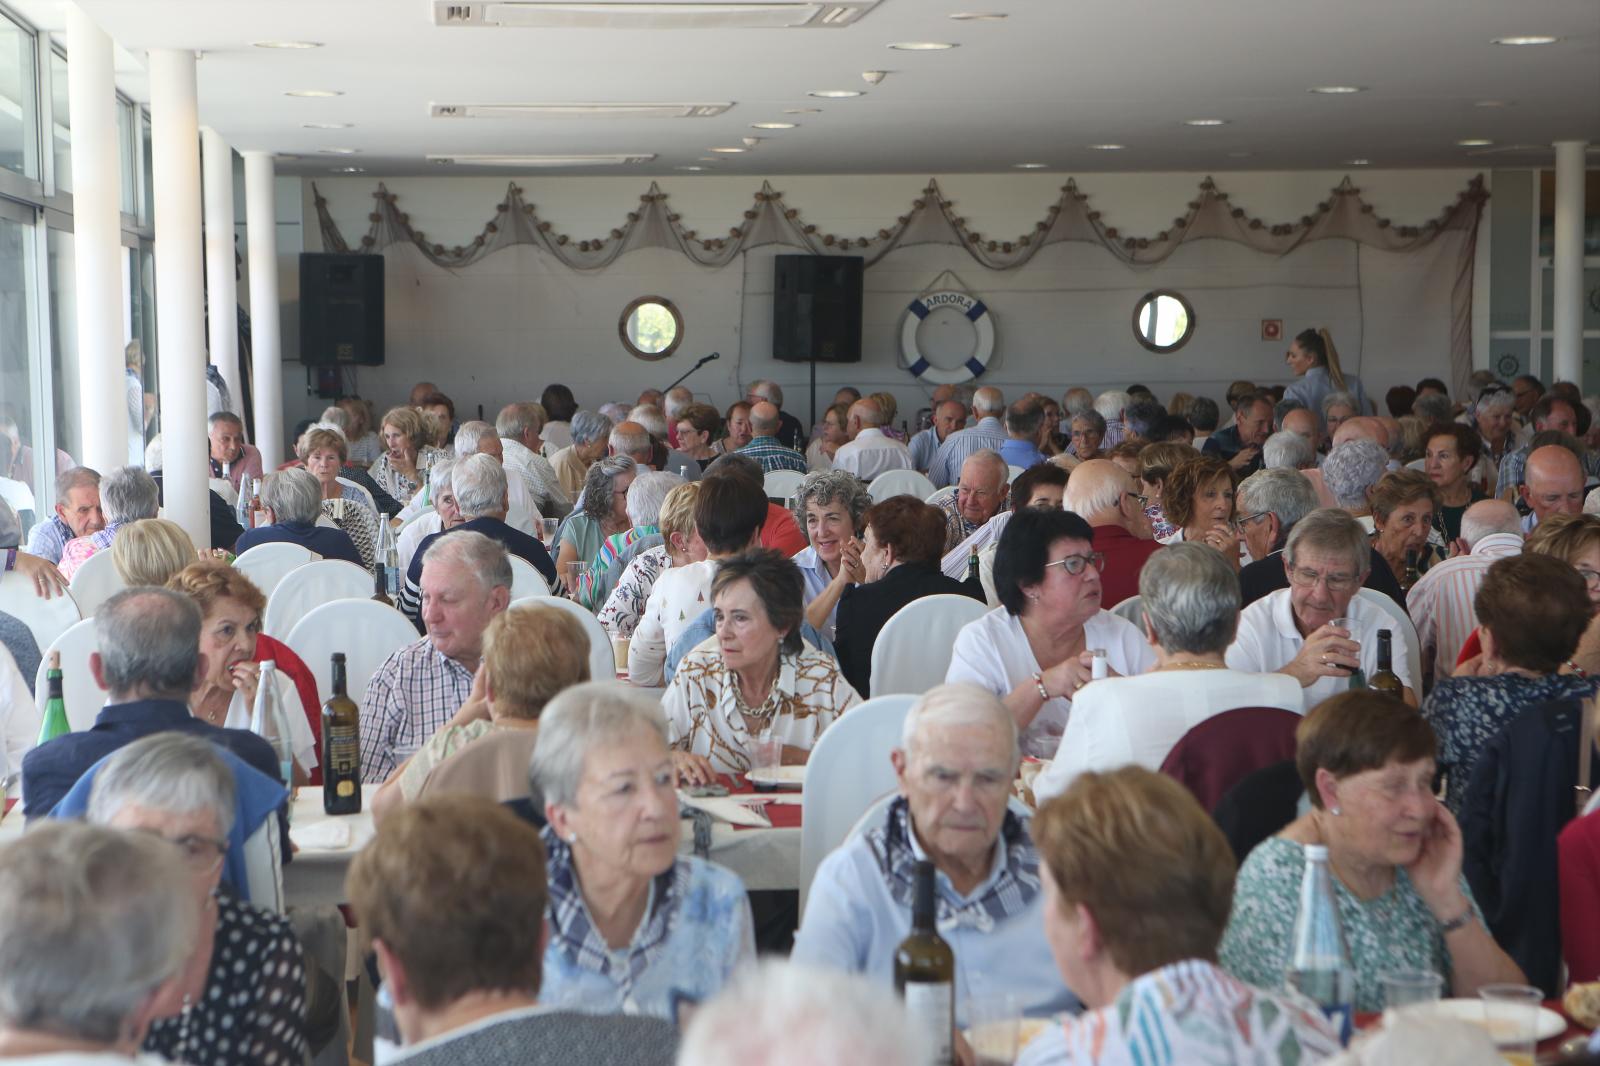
[240,817,285,914]
[799,693,916,913]
[868,469,936,503]
[335,477,377,512]
[1159,706,1302,812]
[65,547,127,619]
[0,572,81,656]
[508,555,551,600]
[263,560,373,639]
[1356,587,1420,687]
[208,477,238,507]
[510,595,616,682]
[1211,759,1304,869]
[1108,594,1145,629]
[33,617,106,732]
[1007,464,1025,483]
[283,598,421,707]
[397,511,442,575]
[924,485,957,507]
[233,542,318,599]
[763,469,805,502]
[870,594,990,697]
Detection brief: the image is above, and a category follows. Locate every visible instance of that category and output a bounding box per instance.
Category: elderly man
[1119,400,1164,448]
[998,398,1048,470]
[234,468,363,566]
[21,587,281,816]
[833,397,914,480]
[792,683,1078,1025]
[1202,390,1272,476]
[929,387,1008,488]
[447,420,542,536]
[1321,436,1389,531]
[1497,394,1594,500]
[497,402,571,518]
[1511,373,1545,423]
[909,399,967,473]
[24,466,103,564]
[1281,406,1324,453]
[1518,442,1586,534]
[207,411,264,492]
[1407,498,1523,685]
[746,379,806,450]
[362,531,511,782]
[737,401,808,474]
[398,454,554,625]
[549,410,612,500]
[1473,385,1516,490]
[935,450,1009,554]
[1064,458,1158,608]
[58,465,160,579]
[1262,429,1317,472]
[629,403,702,479]
[1225,508,1417,711]
[1086,390,1130,453]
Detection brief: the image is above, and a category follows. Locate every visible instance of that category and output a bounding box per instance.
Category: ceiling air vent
[431,1,880,29]
[430,102,732,119]
[426,153,658,166]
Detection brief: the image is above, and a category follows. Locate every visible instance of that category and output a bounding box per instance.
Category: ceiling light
[710,146,748,153]
[330,167,364,173]
[431,102,731,119]
[1013,162,1047,169]
[1457,138,1493,147]
[1345,158,1370,165]
[285,89,342,98]
[317,148,360,155]
[698,156,724,161]
[751,122,796,129]
[948,12,1007,19]
[1182,118,1229,126]
[676,165,707,171]
[888,41,957,50]
[808,89,863,98]
[254,40,322,49]
[1308,85,1365,94]
[303,122,353,130]
[1491,35,1557,45]
[784,107,821,114]
[432,1,882,30]
[425,153,656,166]
[1086,143,1124,150]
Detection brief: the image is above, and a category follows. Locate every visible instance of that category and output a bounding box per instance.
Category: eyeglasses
[132,828,229,874]
[1044,552,1104,577]
[1237,510,1271,526]
[1125,491,1149,508]
[1288,566,1358,593]
[1579,567,1600,590]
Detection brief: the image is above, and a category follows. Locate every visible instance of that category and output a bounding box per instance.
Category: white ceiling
[16,0,1600,176]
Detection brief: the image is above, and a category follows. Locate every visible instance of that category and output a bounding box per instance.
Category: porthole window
[1131,290,1195,353]
[619,296,684,361]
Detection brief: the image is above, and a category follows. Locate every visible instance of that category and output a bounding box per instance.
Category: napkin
[291,821,353,850]
[678,792,770,828]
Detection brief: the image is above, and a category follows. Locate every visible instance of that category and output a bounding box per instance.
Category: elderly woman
[715,401,755,455]
[1034,543,1304,802]
[834,496,985,697]
[59,464,160,579]
[555,455,636,595]
[167,561,318,781]
[947,509,1155,755]
[791,469,874,642]
[0,822,199,1063]
[792,683,1078,1026]
[1524,513,1600,677]
[1136,441,1192,541]
[1321,437,1390,531]
[1321,389,1359,442]
[1069,409,1106,460]
[336,396,382,464]
[1425,423,1488,543]
[372,604,591,820]
[1423,554,1594,813]
[1158,455,1239,567]
[85,733,309,1065]
[531,682,754,1018]
[1472,384,1516,491]
[301,425,381,570]
[111,517,198,586]
[1220,691,1525,1011]
[584,471,684,610]
[664,549,859,777]
[1226,508,1417,709]
[806,402,850,472]
[397,458,462,576]
[599,482,704,639]
[1020,767,1340,1065]
[1283,326,1369,417]
[233,468,364,568]
[674,402,722,464]
[1370,468,1443,581]
[368,405,449,506]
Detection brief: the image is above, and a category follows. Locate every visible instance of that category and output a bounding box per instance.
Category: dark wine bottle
[1369,629,1403,695]
[1400,548,1421,592]
[894,860,955,1066]
[321,653,363,814]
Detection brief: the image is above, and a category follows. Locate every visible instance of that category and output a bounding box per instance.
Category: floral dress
[598,545,671,639]
[322,488,379,573]
[367,445,448,507]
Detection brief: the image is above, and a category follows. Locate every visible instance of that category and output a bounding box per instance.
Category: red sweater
[1091,523,1163,608]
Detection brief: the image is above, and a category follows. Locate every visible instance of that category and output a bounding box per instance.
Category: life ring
[900,291,995,384]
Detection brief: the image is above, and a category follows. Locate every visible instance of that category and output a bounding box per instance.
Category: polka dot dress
[145,894,309,1066]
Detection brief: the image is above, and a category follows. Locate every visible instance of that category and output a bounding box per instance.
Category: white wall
[296,169,1482,431]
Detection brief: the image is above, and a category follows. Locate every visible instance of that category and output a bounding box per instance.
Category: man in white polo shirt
[831,397,913,482]
[1226,508,1416,710]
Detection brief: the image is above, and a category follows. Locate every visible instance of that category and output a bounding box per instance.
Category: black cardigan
[833,561,985,698]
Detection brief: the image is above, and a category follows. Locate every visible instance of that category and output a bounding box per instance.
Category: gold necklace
[1156,660,1228,671]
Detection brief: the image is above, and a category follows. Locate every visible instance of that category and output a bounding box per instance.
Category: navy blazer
[235,520,365,569]
[833,561,985,698]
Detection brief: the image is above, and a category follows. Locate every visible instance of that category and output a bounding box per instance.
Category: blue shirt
[24,514,73,564]
[235,520,364,568]
[998,438,1045,470]
[664,607,834,684]
[928,417,1008,488]
[909,426,942,473]
[792,545,839,642]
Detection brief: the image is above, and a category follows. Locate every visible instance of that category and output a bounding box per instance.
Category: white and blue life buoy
[900,291,995,385]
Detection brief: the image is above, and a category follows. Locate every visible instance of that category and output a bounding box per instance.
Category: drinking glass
[1328,616,1353,634]
[1380,969,1443,1013]
[1479,983,1541,1065]
[564,561,590,598]
[611,637,631,678]
[540,518,559,546]
[964,994,1021,1065]
[748,734,784,774]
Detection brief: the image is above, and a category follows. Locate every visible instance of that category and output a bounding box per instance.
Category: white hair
[87,732,236,837]
[451,452,508,517]
[1460,499,1523,546]
[628,404,669,440]
[529,682,668,808]
[421,528,512,592]
[664,387,694,419]
[625,471,684,528]
[1094,389,1131,421]
[1262,430,1317,471]
[972,386,1006,417]
[259,468,323,524]
[453,420,497,458]
[898,682,1018,764]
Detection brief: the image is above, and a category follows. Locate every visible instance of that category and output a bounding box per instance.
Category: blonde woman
[368,405,448,506]
[1283,327,1369,417]
[111,518,198,586]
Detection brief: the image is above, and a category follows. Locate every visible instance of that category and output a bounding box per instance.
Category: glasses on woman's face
[1043,552,1104,577]
[132,828,229,874]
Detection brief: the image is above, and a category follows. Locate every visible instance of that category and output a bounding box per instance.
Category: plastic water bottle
[235,476,252,530]
[1287,844,1355,1044]
[249,661,296,789]
[375,513,400,600]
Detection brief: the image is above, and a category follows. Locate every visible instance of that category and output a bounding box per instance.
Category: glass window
[46,226,80,463]
[0,15,37,179]
[117,100,135,215]
[139,108,152,223]
[49,50,69,193]
[0,206,39,533]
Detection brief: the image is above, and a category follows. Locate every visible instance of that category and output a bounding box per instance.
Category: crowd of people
[4,345,1600,1066]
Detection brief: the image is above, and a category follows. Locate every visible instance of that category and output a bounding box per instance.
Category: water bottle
[375,513,400,600]
[235,475,252,530]
[249,661,296,788]
[1287,844,1355,1044]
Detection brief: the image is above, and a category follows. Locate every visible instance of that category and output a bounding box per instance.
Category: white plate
[745,765,806,790]
[1424,999,1566,1045]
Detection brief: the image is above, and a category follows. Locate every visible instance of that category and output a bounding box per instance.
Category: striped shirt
[24,515,73,565]
[503,437,572,517]
[736,436,809,474]
[908,426,942,472]
[359,637,474,782]
[1406,532,1522,683]
[928,417,1008,488]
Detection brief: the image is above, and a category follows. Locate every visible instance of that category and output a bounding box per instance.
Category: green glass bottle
[36,651,70,745]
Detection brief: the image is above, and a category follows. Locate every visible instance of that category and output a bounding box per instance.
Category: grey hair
[1476,388,1515,415]
[628,404,669,440]
[608,423,653,460]
[569,410,614,447]
[54,466,101,508]
[1137,542,1241,655]
[421,528,513,592]
[1062,388,1094,418]
[1263,430,1317,471]
[962,448,1010,489]
[791,470,872,536]
[1320,439,1389,509]
[1236,468,1318,545]
[529,681,669,808]
[0,498,18,547]
[898,682,1019,767]
[1284,507,1372,576]
[1093,390,1130,421]
[495,402,546,439]
[87,732,237,837]
[748,379,783,407]
[625,471,684,528]
[101,465,160,523]
[1321,390,1358,416]
[0,822,196,1045]
[428,456,456,496]
[663,387,694,419]
[259,468,322,524]
[598,402,632,425]
[581,455,637,523]
[452,453,508,517]
[1071,409,1107,436]
[207,411,243,429]
[452,420,496,458]
[95,588,202,699]
[1185,396,1220,432]
[1460,500,1523,546]
[1413,392,1453,424]
[318,405,351,434]
[972,386,1006,417]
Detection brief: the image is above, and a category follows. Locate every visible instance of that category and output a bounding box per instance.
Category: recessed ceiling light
[710,146,747,153]
[285,89,342,98]
[1492,35,1558,45]
[1457,138,1494,147]
[254,40,321,49]
[317,147,360,155]
[948,12,1007,19]
[1086,143,1125,150]
[1474,100,1510,108]
[889,41,957,50]
[1345,158,1371,165]
[303,122,352,130]
[1013,162,1047,169]
[751,122,797,129]
[1182,118,1229,126]
[330,166,364,173]
[1308,85,1365,94]
[676,165,707,171]
[697,156,723,162]
[808,89,863,98]
[784,107,822,114]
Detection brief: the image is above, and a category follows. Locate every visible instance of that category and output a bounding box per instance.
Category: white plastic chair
[0,571,81,658]
[335,476,378,514]
[208,477,238,507]
[1109,594,1145,629]
[799,693,916,913]
[870,594,990,697]
[924,485,957,508]
[233,542,318,599]
[511,594,617,682]
[283,597,421,707]
[763,469,806,501]
[868,469,936,503]
[1007,464,1025,483]
[397,511,442,575]
[263,559,373,639]
[241,819,285,914]
[33,617,106,732]
[508,556,552,600]
[65,548,126,619]
[1356,587,1422,690]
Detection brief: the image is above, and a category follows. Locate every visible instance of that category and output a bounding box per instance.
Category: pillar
[201,127,242,421]
[243,151,283,468]
[1552,140,1588,387]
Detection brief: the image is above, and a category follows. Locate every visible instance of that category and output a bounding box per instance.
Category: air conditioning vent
[430,102,732,119]
[426,153,658,166]
[431,1,880,29]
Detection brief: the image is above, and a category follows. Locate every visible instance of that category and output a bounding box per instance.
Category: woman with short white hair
[586,471,685,610]
[397,458,462,576]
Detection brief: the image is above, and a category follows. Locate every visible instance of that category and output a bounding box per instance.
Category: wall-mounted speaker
[299,253,385,366]
[772,254,863,363]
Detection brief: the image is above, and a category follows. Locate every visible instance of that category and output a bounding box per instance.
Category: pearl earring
[1330,806,1342,816]
[568,833,579,844]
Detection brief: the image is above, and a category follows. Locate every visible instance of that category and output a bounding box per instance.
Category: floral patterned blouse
[598,545,671,639]
[322,487,379,573]
[367,445,449,507]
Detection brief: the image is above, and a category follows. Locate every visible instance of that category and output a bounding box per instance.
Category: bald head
[1522,444,1586,522]
[608,421,653,462]
[1332,415,1386,449]
[955,450,1010,526]
[930,384,957,405]
[1281,407,1322,449]
[749,401,782,437]
[1065,458,1136,528]
[1459,498,1522,547]
[847,399,884,436]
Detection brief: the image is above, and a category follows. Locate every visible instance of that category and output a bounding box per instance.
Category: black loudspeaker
[772,254,863,363]
[299,253,385,366]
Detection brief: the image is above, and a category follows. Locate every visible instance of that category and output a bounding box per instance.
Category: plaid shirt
[934,491,980,555]
[358,637,474,782]
[867,797,1039,933]
[736,436,809,474]
[24,515,73,565]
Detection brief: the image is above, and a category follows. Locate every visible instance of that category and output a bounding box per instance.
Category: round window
[1131,290,1196,353]
[619,296,684,361]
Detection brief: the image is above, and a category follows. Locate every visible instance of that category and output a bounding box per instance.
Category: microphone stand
[663,352,720,392]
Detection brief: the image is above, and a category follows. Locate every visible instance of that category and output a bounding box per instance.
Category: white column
[148,49,209,548]
[201,127,242,419]
[1553,140,1588,387]
[243,151,284,469]
[64,5,125,475]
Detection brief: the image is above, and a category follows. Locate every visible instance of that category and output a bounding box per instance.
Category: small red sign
[1261,319,1283,342]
